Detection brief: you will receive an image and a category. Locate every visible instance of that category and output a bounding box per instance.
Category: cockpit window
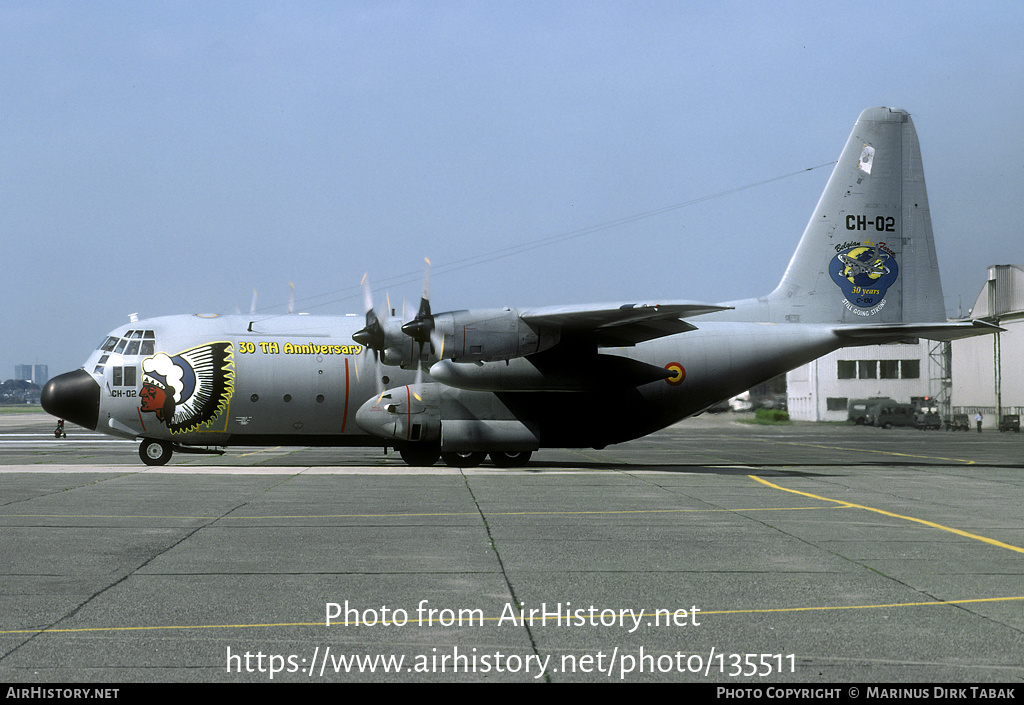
[99,330,157,357]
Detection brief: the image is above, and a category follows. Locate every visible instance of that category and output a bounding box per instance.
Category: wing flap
[521,301,731,346]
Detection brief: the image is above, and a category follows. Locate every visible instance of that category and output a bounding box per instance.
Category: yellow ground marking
[238,446,284,457]
[5,480,1021,636]
[3,596,1022,634]
[759,439,976,465]
[750,475,1024,554]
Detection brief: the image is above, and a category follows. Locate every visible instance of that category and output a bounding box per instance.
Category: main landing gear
[440,451,488,468]
[489,451,532,468]
[398,444,532,468]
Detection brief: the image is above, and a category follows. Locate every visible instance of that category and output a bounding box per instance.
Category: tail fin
[765,107,946,324]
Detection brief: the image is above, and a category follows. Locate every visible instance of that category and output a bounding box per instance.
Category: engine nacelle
[361,308,560,369]
[380,343,420,367]
[432,308,559,363]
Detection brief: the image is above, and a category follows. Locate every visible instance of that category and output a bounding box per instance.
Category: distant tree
[1,379,41,403]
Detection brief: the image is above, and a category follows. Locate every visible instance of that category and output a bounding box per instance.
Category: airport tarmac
[1,411,1022,683]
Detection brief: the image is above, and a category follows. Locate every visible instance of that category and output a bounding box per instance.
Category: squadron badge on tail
[829,240,899,314]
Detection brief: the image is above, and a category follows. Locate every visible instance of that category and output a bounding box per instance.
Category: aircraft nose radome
[41,370,100,431]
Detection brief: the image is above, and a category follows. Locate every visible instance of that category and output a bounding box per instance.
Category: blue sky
[3,1,1022,379]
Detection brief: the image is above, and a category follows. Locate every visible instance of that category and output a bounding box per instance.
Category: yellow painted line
[238,446,284,457]
[750,475,1024,554]
[4,596,1023,634]
[699,595,1024,616]
[761,439,976,465]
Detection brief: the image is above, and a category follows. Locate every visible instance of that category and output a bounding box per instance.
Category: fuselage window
[111,366,138,387]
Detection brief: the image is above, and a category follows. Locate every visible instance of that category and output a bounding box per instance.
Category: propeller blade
[412,360,423,402]
[373,353,384,398]
[353,338,385,398]
[402,258,435,355]
[430,329,446,361]
[420,257,431,311]
[353,273,386,352]
[360,273,373,314]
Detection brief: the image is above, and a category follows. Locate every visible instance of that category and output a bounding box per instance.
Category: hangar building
[950,264,1024,430]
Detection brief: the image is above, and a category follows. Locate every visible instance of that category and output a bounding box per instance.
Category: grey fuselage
[65,308,837,451]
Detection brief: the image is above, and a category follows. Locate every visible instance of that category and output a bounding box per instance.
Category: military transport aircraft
[42,107,997,468]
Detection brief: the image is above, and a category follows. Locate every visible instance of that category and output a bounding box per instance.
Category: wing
[520,301,732,346]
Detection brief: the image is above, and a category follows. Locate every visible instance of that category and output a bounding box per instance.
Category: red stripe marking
[340,358,350,432]
[405,385,412,441]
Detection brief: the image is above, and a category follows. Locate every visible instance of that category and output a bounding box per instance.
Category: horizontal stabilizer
[834,319,1004,344]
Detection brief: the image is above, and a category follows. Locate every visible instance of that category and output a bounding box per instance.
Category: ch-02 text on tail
[42,108,999,467]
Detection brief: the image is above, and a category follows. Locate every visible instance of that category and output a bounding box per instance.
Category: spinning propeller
[401,258,442,360]
[352,260,445,401]
[352,273,387,353]
[352,273,389,398]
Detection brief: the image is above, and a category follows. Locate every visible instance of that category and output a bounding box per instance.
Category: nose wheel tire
[140,439,173,466]
[441,451,486,468]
